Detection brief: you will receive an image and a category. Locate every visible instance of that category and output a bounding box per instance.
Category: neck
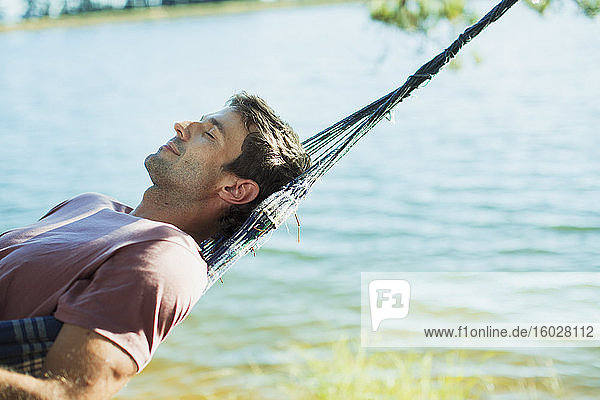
[131,186,220,242]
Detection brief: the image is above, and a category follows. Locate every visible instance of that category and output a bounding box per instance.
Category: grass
[282,338,564,400]
[0,0,359,33]
[114,337,565,399]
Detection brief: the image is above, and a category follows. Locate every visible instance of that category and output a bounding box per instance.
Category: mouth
[162,141,181,156]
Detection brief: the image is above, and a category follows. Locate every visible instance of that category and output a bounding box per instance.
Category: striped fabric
[0,316,63,376]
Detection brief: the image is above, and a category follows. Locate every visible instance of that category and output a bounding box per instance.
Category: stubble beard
[144,153,172,186]
[143,152,217,203]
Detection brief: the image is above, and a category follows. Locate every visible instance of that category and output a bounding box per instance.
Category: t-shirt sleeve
[54,240,207,372]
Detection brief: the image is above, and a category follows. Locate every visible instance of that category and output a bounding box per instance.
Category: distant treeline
[10,0,227,20]
[7,0,598,27]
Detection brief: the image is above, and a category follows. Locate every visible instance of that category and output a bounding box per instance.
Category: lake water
[1,1,599,398]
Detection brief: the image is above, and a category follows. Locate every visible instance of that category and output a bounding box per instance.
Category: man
[0,92,310,399]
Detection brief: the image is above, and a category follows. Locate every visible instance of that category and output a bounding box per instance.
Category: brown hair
[218,92,310,238]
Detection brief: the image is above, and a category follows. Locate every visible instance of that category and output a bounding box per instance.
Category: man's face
[145,107,248,201]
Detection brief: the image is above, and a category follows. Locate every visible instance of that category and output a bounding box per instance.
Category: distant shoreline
[0,0,361,33]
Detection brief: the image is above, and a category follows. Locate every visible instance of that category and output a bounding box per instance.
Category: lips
[164,141,181,156]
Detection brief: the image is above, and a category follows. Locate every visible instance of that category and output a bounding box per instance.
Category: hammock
[200,0,520,291]
[1,0,518,374]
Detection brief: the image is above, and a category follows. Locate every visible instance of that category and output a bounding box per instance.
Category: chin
[144,153,170,185]
[144,153,157,167]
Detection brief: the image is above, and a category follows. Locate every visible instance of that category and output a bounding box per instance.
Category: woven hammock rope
[199,0,520,291]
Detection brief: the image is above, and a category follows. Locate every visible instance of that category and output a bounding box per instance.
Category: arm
[0,324,136,400]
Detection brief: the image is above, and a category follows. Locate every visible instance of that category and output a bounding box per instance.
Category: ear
[218,178,259,205]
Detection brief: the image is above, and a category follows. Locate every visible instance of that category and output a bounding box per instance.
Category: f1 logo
[368,280,411,331]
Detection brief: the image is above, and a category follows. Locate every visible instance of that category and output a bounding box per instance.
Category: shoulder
[108,239,208,298]
[71,192,133,213]
[41,192,133,220]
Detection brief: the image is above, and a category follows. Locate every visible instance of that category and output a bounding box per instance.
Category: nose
[174,121,192,141]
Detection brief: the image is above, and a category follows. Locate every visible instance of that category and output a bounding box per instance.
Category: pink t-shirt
[0,193,207,371]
